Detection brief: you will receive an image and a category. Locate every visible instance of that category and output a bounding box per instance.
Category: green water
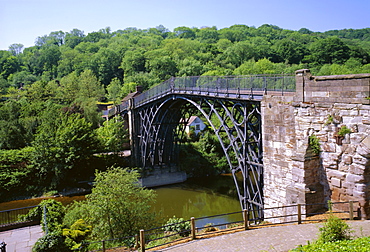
[1,174,242,227]
[153,175,242,227]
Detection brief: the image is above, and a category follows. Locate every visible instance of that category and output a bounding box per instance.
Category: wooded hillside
[0,24,369,200]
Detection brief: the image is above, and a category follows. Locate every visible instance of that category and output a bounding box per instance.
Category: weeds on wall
[308,134,321,155]
[337,126,352,137]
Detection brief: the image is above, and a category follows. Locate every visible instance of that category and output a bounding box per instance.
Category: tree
[63,167,157,240]
[8,43,24,56]
[121,49,146,77]
[0,100,29,149]
[273,39,304,64]
[106,78,124,104]
[305,37,351,65]
[90,48,122,86]
[58,70,105,127]
[96,116,127,153]
[219,26,249,42]
[65,29,85,49]
[174,26,196,39]
[196,26,219,43]
[177,58,204,76]
[222,41,256,67]
[31,108,99,189]
[146,56,178,80]
[0,55,20,80]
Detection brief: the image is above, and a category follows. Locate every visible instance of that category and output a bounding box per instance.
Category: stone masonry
[262,69,370,221]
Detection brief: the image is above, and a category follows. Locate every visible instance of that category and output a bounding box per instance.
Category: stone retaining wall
[262,70,370,221]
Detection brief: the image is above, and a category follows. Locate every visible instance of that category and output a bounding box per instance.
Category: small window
[195,124,200,130]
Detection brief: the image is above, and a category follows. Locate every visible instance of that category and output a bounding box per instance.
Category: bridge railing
[107,75,295,117]
[133,74,295,107]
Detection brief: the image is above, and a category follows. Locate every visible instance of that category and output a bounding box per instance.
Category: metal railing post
[191,217,196,240]
[349,201,354,220]
[297,204,302,224]
[140,229,145,252]
[243,209,249,230]
[102,240,105,252]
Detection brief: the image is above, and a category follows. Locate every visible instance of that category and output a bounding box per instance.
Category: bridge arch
[133,94,263,220]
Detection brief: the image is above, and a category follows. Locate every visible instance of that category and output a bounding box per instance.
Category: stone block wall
[262,70,370,221]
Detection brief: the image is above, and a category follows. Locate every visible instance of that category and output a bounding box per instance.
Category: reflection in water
[1,174,242,227]
[153,175,242,227]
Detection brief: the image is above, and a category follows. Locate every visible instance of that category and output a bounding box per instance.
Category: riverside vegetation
[22,167,158,252]
[1,24,370,200]
[1,24,370,250]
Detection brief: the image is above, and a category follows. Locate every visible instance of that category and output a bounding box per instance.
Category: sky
[0,0,369,50]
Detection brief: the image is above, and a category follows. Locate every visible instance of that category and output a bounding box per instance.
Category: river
[1,174,242,227]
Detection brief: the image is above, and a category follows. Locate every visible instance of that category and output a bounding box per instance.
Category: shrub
[292,237,370,251]
[163,216,191,237]
[317,214,352,243]
[63,219,92,250]
[19,199,65,233]
[32,231,70,252]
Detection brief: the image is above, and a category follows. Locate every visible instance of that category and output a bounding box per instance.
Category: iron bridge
[112,75,295,221]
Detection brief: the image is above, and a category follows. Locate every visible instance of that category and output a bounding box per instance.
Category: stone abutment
[262,69,370,221]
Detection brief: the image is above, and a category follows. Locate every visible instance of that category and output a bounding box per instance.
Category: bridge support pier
[262,70,370,222]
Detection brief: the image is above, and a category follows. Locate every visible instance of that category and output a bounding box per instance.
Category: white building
[184,116,206,135]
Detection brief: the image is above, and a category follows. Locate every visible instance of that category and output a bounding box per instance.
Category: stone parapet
[295,69,370,104]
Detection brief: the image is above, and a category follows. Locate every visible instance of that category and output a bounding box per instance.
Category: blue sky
[1,0,369,50]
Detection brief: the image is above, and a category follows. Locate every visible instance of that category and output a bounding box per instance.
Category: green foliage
[31,109,99,189]
[338,126,352,137]
[1,23,370,202]
[292,237,370,252]
[19,199,65,233]
[63,167,157,240]
[292,214,359,251]
[32,231,70,252]
[318,215,352,243]
[163,216,191,237]
[63,219,92,250]
[96,116,127,153]
[308,134,321,155]
[324,115,334,126]
[0,147,34,200]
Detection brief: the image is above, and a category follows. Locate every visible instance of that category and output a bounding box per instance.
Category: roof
[187,116,198,125]
[122,91,141,102]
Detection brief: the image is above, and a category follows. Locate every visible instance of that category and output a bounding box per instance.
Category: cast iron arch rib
[134,94,263,220]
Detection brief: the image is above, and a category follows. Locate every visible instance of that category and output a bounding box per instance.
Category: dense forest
[1,24,370,201]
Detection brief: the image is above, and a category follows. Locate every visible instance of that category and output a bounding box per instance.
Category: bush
[292,237,370,251]
[63,167,157,240]
[163,216,191,237]
[318,215,352,243]
[19,199,65,233]
[32,231,70,252]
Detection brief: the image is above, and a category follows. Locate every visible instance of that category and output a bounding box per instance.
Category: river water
[1,174,242,227]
